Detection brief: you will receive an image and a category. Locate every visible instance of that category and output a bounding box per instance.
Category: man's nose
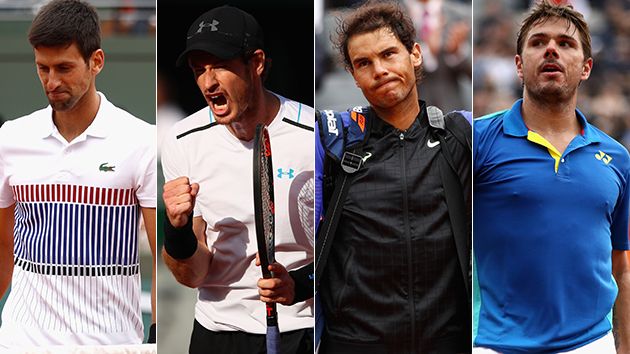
[373,59,388,79]
[46,71,62,92]
[544,41,560,59]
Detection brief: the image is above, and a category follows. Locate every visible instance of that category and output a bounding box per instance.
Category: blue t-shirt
[473,99,630,353]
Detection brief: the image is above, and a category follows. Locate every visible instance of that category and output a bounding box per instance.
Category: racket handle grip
[266,303,278,326]
[266,325,280,354]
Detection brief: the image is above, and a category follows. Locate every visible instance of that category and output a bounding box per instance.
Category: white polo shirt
[0,92,156,347]
[161,93,314,334]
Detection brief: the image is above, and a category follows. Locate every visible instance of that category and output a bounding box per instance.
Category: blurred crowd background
[474,0,630,149]
[316,0,472,113]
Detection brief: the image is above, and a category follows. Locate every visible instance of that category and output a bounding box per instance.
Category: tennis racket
[253,123,280,354]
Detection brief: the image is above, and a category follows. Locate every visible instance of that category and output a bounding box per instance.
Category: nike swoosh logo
[362,152,372,162]
[427,139,440,148]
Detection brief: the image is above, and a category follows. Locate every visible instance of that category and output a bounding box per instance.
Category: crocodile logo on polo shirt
[99,163,115,172]
[595,151,612,165]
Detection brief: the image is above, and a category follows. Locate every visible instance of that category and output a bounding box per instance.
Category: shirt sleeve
[160,124,200,216]
[611,164,630,251]
[473,118,486,179]
[161,124,188,183]
[136,124,157,208]
[0,123,16,208]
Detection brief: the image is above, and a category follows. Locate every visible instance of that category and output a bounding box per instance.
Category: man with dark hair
[28,0,101,63]
[0,0,156,348]
[473,1,630,353]
[161,5,314,354]
[315,1,471,353]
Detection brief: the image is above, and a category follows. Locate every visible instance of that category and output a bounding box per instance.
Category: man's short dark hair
[334,0,422,81]
[242,49,272,83]
[517,0,591,60]
[28,0,101,63]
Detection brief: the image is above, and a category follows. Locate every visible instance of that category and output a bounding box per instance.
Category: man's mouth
[208,93,228,114]
[210,93,227,106]
[47,91,69,100]
[540,62,563,73]
[374,78,398,90]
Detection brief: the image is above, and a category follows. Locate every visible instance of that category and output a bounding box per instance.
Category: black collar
[368,100,428,141]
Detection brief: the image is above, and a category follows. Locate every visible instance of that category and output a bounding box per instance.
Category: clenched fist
[163,177,199,228]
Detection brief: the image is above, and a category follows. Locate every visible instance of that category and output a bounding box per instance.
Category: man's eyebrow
[35,60,75,66]
[351,45,400,65]
[379,46,399,54]
[528,32,578,42]
[351,55,368,66]
[528,32,549,40]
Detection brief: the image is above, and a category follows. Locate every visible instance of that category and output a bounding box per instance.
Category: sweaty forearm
[0,206,14,298]
[162,213,212,288]
[0,245,12,297]
[162,245,212,288]
[614,270,630,352]
[0,260,12,298]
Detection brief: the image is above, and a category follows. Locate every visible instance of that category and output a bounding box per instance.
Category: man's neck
[53,90,101,143]
[227,89,280,141]
[521,90,580,136]
[371,89,420,130]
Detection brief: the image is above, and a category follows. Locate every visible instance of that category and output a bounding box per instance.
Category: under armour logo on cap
[188,20,220,39]
[177,5,265,66]
[197,20,219,33]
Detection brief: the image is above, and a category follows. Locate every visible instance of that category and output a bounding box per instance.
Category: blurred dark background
[157,0,314,117]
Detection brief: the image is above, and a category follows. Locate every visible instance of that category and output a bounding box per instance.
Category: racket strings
[259,139,275,265]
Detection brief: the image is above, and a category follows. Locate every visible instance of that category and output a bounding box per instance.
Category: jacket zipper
[399,131,416,352]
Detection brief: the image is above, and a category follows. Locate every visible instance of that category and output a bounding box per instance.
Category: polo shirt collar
[84,92,111,138]
[502,98,601,144]
[39,91,111,140]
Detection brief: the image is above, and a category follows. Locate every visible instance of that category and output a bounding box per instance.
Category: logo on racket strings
[264,137,271,157]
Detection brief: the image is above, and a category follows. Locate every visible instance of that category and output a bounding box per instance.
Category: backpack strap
[445,110,472,152]
[429,107,472,300]
[315,107,370,292]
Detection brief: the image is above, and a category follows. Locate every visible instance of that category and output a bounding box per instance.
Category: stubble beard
[524,75,579,107]
[49,95,79,112]
[368,80,414,111]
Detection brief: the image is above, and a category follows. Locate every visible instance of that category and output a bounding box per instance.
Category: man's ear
[581,57,593,81]
[90,49,105,75]
[250,49,266,77]
[411,42,422,68]
[515,54,523,82]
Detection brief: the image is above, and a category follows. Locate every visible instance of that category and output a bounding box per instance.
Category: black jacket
[318,103,471,354]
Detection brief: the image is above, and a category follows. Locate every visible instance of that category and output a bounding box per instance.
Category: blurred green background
[0,3,155,123]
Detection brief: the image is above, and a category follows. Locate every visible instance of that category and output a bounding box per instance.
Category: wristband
[163,212,197,259]
[147,323,156,343]
[288,262,314,304]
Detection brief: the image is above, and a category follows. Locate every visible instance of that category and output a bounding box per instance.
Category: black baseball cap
[176,6,264,66]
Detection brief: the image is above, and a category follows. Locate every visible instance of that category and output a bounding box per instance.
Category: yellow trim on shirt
[527,131,561,172]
